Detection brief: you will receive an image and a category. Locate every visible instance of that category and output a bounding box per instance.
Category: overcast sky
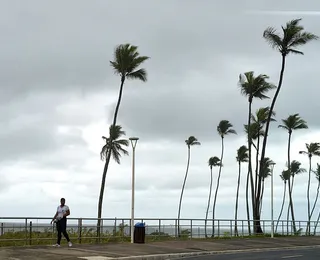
[0,0,320,229]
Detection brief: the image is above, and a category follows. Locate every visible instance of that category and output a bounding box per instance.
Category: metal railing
[0,217,319,246]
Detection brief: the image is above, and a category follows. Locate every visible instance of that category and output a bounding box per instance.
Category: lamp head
[129,137,139,141]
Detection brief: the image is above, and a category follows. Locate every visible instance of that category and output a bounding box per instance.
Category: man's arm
[51,212,58,224]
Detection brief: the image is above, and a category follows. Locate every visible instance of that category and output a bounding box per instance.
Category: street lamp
[270,162,276,238]
[129,137,139,243]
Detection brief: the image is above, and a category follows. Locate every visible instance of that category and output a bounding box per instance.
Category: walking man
[51,198,72,247]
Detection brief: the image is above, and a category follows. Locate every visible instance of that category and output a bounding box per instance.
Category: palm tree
[310,164,320,227]
[278,114,308,232]
[97,44,149,236]
[177,136,200,237]
[251,107,276,194]
[285,160,306,234]
[238,72,275,234]
[299,142,320,235]
[97,125,129,236]
[258,19,318,234]
[212,120,237,237]
[205,156,221,238]
[235,145,249,236]
[275,169,291,233]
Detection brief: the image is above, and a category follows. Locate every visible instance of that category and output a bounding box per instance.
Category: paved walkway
[0,237,320,260]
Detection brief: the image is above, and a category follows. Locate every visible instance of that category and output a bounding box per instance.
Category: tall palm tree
[310,164,320,225]
[212,120,237,237]
[238,72,276,234]
[235,145,249,236]
[275,169,291,233]
[285,160,306,234]
[97,125,129,236]
[299,142,320,235]
[205,156,221,238]
[177,136,200,237]
[258,19,318,234]
[278,114,308,232]
[97,44,149,236]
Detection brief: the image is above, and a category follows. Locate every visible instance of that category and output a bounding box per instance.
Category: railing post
[29,221,32,245]
[190,219,193,239]
[175,219,177,238]
[78,218,82,244]
[114,217,117,237]
[25,218,28,246]
[217,220,220,238]
[158,219,161,239]
[230,220,232,237]
[0,222,3,236]
[241,220,244,237]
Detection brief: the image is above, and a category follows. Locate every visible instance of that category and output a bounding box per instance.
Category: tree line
[96,18,319,238]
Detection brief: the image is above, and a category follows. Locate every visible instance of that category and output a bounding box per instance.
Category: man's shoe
[68,241,72,247]
[53,244,60,247]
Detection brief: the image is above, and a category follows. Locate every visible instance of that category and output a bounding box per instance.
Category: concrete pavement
[0,236,320,260]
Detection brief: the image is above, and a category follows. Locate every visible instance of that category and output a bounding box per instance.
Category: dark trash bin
[134,222,146,243]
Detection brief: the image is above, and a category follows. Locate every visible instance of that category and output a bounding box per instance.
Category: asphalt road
[183,248,320,260]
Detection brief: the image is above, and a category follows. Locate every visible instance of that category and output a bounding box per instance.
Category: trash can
[134,222,146,243]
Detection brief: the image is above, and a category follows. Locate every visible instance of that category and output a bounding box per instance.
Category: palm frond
[127,68,148,82]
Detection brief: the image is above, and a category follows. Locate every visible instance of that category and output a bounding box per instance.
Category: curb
[112,245,320,260]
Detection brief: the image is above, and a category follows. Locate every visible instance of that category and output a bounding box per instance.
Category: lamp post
[129,137,139,243]
[270,162,276,238]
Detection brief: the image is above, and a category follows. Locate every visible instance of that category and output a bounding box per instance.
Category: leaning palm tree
[238,71,276,234]
[278,114,308,233]
[235,145,249,236]
[211,120,237,237]
[177,136,200,237]
[299,142,320,235]
[258,19,318,234]
[205,156,221,238]
[275,169,291,233]
[97,44,149,236]
[310,164,320,226]
[97,125,129,236]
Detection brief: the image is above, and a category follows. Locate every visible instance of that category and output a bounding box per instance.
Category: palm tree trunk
[205,167,213,238]
[275,181,287,233]
[97,76,126,239]
[97,149,112,240]
[257,54,286,234]
[247,100,255,233]
[246,169,251,235]
[235,161,241,236]
[212,137,224,237]
[255,135,260,198]
[314,208,320,235]
[287,132,296,233]
[310,181,320,226]
[177,147,191,237]
[259,180,265,218]
[306,156,312,235]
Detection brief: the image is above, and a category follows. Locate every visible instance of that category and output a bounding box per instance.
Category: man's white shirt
[57,205,69,219]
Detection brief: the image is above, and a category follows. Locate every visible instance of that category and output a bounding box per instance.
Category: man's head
[60,198,65,206]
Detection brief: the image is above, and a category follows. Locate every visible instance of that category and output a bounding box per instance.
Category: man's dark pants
[56,218,70,244]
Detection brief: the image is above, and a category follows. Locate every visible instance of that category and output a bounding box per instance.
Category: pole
[271,163,275,238]
[129,137,139,244]
[131,146,135,243]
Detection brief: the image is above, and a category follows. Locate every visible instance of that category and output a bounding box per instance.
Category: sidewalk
[0,236,320,260]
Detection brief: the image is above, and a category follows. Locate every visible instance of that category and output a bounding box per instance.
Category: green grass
[0,227,301,247]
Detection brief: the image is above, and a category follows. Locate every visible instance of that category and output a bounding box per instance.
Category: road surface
[184,247,320,260]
